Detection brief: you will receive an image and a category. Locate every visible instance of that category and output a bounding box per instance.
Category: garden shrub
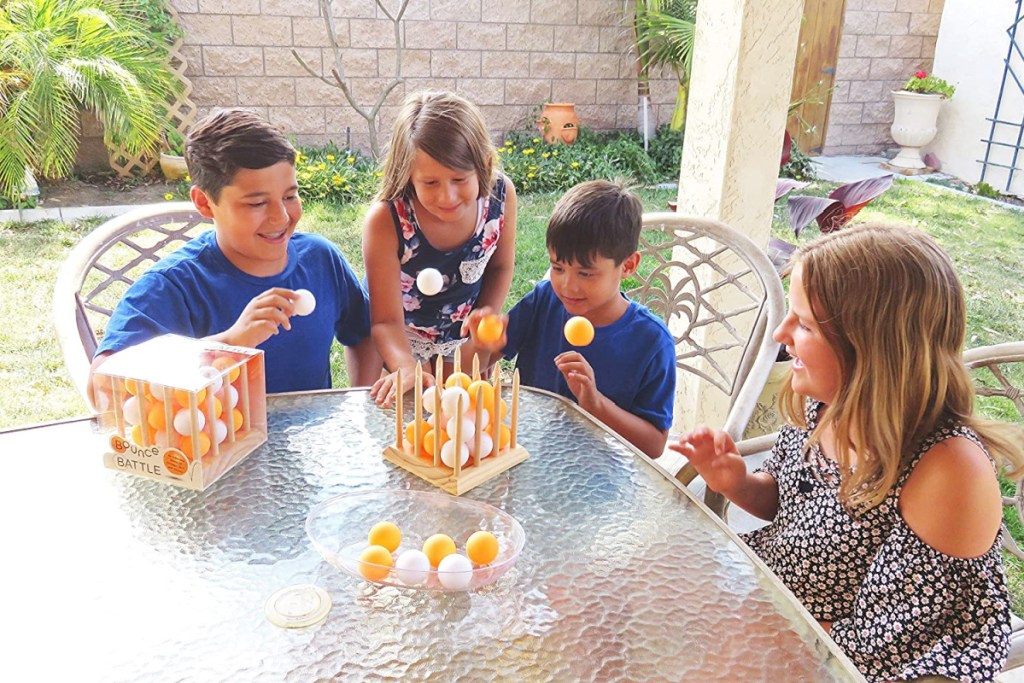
[294,144,380,204]
[499,126,682,193]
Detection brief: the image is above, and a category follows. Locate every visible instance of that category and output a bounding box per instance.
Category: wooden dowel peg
[511,368,520,449]
[435,354,444,392]
[395,367,403,449]
[414,362,423,456]
[472,353,480,381]
[453,395,463,477]
[454,345,462,375]
[473,386,484,466]
[433,383,442,467]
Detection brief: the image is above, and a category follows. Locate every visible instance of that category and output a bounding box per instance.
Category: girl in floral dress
[363,91,517,406]
[672,224,1024,682]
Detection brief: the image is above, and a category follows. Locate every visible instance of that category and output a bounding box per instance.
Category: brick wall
[824,0,945,155]
[164,0,679,152]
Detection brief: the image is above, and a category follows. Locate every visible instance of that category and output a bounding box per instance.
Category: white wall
[931,0,1023,195]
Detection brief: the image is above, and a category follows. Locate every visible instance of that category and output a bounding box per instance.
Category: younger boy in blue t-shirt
[89,109,379,398]
[465,179,675,457]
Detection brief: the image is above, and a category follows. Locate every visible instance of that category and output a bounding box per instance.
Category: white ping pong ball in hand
[416,268,443,296]
[293,289,316,316]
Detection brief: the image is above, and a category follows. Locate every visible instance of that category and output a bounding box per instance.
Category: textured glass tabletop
[3,389,861,682]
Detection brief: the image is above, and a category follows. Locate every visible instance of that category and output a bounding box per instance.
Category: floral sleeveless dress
[743,401,1011,682]
[387,175,507,361]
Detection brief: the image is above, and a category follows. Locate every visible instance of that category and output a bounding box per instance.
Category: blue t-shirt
[504,280,676,431]
[96,230,371,393]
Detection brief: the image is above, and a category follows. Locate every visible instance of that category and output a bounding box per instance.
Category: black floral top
[742,402,1011,682]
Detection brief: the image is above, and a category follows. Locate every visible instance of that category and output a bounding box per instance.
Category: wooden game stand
[381,349,529,496]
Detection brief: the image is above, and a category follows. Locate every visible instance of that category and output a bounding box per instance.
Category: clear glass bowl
[306,489,525,592]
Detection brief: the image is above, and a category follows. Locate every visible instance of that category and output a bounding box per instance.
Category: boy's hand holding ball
[217,287,313,348]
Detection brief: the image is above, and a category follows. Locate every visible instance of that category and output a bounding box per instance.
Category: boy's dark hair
[185,109,296,201]
[546,179,643,267]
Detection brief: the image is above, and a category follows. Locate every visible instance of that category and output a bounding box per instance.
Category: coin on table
[264,584,332,629]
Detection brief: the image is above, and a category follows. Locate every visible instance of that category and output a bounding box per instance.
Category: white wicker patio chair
[52,202,212,403]
[630,213,786,516]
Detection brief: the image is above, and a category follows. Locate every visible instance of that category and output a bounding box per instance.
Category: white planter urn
[889,91,943,170]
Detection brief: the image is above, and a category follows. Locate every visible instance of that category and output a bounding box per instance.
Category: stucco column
[673,0,802,434]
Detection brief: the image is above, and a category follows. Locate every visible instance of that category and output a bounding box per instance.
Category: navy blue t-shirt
[504,280,676,431]
[96,230,370,393]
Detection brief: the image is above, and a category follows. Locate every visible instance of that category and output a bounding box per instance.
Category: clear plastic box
[94,334,267,490]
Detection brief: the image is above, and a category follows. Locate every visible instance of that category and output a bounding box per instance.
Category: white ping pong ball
[416,268,443,296]
[293,289,316,316]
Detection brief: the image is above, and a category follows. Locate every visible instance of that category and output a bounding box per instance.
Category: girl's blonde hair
[779,223,1024,510]
[376,91,497,202]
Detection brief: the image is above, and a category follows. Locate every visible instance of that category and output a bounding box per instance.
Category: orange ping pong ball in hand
[477,314,504,344]
[564,316,595,346]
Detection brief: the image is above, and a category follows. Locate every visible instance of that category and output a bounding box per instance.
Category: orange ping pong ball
[477,314,504,344]
[466,530,499,565]
[368,521,402,553]
[358,545,393,581]
[422,533,457,568]
[564,316,595,346]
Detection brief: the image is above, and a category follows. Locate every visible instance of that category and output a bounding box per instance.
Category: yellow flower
[527,172,535,178]
[333,175,342,184]
[185,175,191,181]
[348,157,355,164]
[541,152,550,159]
[164,193,174,200]
[522,148,535,155]
[326,154,335,161]
[532,138,540,143]
[552,151,558,157]
[375,170,383,177]
[571,161,580,168]
[528,165,537,171]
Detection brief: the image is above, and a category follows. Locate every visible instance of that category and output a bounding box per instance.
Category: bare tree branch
[293,0,411,157]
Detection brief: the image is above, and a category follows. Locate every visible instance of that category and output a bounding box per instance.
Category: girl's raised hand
[371,366,436,408]
[670,426,747,496]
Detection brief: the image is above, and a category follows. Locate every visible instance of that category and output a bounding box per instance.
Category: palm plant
[634,0,697,132]
[0,0,179,201]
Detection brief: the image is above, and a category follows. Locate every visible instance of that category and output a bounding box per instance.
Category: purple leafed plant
[787,174,894,236]
[776,178,809,202]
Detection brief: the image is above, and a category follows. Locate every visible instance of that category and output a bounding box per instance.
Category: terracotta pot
[159,152,188,180]
[537,103,579,145]
[889,91,943,170]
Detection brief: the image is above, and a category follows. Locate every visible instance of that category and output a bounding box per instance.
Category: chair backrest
[632,213,786,442]
[963,342,1024,559]
[52,202,213,403]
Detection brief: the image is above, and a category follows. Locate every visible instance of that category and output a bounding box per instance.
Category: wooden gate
[788,0,847,155]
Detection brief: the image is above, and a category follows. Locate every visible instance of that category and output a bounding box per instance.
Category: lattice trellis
[964,343,1024,559]
[108,7,197,177]
[627,222,772,399]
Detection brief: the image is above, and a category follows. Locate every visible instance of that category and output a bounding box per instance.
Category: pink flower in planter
[915,70,928,79]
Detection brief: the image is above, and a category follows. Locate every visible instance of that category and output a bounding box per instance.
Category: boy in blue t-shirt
[89,109,380,398]
[464,179,675,457]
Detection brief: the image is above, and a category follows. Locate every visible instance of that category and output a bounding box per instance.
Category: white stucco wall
[931,0,1023,195]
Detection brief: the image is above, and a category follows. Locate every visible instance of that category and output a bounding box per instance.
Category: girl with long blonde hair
[673,223,1023,682]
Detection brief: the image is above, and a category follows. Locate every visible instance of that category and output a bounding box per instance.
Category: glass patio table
[3,388,862,682]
